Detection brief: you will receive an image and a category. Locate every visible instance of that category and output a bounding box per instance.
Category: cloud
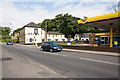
[0,0,119,2]
[53,1,68,7]
[0,1,117,32]
[53,2,114,18]
[0,2,54,31]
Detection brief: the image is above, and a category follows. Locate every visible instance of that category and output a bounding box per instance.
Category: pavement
[63,49,120,57]
[15,44,120,57]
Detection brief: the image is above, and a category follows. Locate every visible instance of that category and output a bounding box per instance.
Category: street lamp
[10,23,13,43]
[45,21,47,42]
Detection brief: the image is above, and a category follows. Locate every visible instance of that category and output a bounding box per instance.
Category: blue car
[6,41,13,45]
[40,42,62,52]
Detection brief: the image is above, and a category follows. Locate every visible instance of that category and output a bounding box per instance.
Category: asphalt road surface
[2,44,119,78]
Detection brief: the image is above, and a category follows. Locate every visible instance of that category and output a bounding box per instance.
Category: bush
[2,39,5,43]
[13,36,19,43]
[2,39,12,43]
[6,39,12,42]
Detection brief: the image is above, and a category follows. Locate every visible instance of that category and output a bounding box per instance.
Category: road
[2,44,119,78]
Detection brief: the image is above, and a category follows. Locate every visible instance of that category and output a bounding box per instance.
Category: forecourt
[78,12,120,47]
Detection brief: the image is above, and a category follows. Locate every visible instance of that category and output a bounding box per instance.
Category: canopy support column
[110,23,113,47]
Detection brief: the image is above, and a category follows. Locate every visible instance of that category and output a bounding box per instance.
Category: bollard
[114,41,118,48]
[93,40,98,47]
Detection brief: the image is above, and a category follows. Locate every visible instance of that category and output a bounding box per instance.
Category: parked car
[40,42,62,52]
[6,41,13,45]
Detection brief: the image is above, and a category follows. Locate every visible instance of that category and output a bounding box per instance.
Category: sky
[0,0,119,31]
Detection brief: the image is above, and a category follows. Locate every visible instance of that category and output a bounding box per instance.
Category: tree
[37,23,42,26]
[39,13,104,38]
[11,28,21,43]
[2,27,11,35]
[0,26,12,42]
[13,36,19,43]
[12,28,21,36]
[108,2,120,13]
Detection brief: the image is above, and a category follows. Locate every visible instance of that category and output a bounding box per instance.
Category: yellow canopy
[78,12,120,31]
[95,33,120,36]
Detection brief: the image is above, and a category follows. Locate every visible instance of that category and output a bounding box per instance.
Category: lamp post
[45,21,47,42]
[10,23,13,43]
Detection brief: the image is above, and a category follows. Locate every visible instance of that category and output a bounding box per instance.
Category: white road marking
[42,52,51,54]
[42,51,68,57]
[79,57,120,66]
[51,53,59,55]
[39,63,67,78]
[80,57,96,61]
[61,54,67,56]
[21,54,67,78]
[42,51,119,66]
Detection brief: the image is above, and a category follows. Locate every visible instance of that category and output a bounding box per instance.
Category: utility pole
[10,23,13,43]
[45,21,47,42]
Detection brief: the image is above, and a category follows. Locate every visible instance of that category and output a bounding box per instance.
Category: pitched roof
[47,31,63,35]
[76,33,92,37]
[24,22,41,28]
[19,22,45,31]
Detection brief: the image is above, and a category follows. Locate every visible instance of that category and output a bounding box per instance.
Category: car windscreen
[51,42,58,46]
[8,41,12,43]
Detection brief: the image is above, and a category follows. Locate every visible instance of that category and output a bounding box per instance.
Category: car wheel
[50,49,53,52]
[40,48,43,51]
[59,50,62,52]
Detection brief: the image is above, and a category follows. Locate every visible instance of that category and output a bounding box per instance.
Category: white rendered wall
[25,27,45,44]
[47,34,67,41]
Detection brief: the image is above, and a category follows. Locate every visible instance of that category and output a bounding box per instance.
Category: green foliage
[12,28,21,36]
[37,23,42,26]
[0,26,12,42]
[10,28,20,43]
[1,26,11,35]
[12,36,19,43]
[39,13,104,38]
[16,36,19,43]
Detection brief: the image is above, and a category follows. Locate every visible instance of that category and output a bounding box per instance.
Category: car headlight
[53,47,57,49]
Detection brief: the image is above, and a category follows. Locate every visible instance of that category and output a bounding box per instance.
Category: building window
[75,39,78,41]
[55,39,58,42]
[61,35,62,37]
[91,39,94,42]
[48,39,51,42]
[42,39,44,42]
[28,33,31,35]
[34,29,38,35]
[56,35,57,37]
[79,38,81,40]
[49,34,50,37]
[63,39,65,41]
[30,38,33,42]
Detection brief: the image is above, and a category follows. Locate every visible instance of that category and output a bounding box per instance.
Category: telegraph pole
[10,23,13,43]
[45,21,47,42]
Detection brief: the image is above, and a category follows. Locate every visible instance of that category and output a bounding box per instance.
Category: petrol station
[78,12,120,48]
